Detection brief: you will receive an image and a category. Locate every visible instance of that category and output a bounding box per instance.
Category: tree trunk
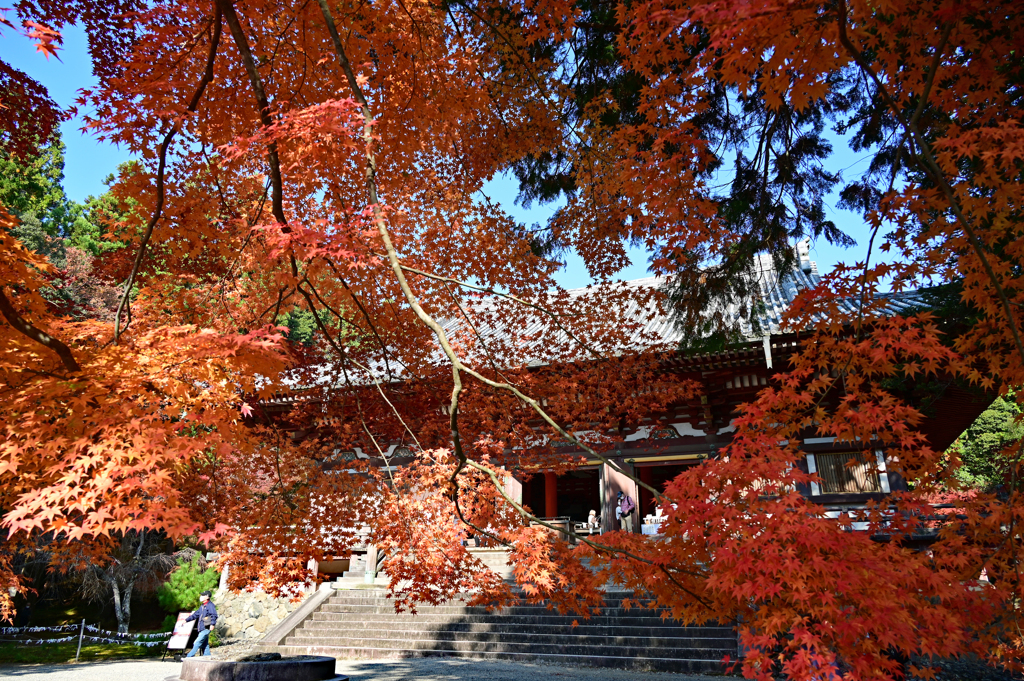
[119,578,134,634]
[109,577,126,633]
[118,529,146,634]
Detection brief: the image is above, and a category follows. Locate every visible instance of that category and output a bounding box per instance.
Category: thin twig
[324,258,401,380]
[114,7,223,342]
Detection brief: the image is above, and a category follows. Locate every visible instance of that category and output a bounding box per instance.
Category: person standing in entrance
[185,590,218,657]
[617,491,636,532]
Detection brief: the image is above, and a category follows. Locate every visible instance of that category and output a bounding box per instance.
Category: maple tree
[1,0,1023,679]
[76,529,174,633]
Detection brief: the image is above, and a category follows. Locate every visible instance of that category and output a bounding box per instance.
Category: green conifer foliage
[949,394,1023,490]
[156,555,220,616]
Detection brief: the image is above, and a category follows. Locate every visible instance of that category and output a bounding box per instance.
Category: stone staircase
[265,589,737,673]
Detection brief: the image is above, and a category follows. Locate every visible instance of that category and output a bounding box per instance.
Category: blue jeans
[186,627,212,657]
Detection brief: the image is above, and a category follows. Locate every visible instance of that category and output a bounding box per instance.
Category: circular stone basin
[171,654,345,681]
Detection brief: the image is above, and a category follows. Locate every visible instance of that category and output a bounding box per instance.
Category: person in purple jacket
[617,491,636,532]
[185,590,218,657]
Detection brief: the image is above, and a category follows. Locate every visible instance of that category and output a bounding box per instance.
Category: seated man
[185,590,218,658]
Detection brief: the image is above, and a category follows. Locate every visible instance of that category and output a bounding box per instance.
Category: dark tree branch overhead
[0,286,80,372]
[114,6,224,342]
[216,0,287,227]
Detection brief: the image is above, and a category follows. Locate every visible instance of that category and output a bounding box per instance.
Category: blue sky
[0,24,131,202]
[3,25,878,290]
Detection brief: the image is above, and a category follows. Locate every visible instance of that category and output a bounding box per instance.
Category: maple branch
[197,177,270,316]
[114,7,222,343]
[836,1,1024,367]
[217,0,287,227]
[302,273,366,338]
[301,275,402,395]
[390,260,606,360]
[259,286,294,324]
[317,0,661,504]
[0,287,79,373]
[7,366,70,382]
[471,369,665,498]
[297,279,422,451]
[203,226,254,323]
[436,278,511,383]
[355,405,407,550]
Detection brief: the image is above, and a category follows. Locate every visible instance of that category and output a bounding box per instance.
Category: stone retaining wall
[213,586,311,641]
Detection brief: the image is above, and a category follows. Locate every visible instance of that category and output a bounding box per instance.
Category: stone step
[324,599,663,612]
[331,577,390,589]
[272,644,728,673]
[309,611,717,628]
[319,602,690,618]
[328,588,638,596]
[301,619,733,638]
[326,588,643,601]
[289,628,735,650]
[280,636,733,662]
[326,591,640,602]
[259,584,737,675]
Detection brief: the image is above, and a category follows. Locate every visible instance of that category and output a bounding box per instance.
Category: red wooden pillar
[544,472,558,518]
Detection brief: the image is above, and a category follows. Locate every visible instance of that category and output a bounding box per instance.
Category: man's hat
[200,590,212,598]
[617,491,623,497]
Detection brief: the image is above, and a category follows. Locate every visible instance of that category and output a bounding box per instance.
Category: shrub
[156,555,219,615]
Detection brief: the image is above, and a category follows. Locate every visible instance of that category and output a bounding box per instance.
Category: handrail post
[75,619,85,662]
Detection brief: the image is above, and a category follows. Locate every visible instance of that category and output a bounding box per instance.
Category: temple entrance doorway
[638,462,696,518]
[521,468,600,525]
[523,475,546,517]
[557,468,601,525]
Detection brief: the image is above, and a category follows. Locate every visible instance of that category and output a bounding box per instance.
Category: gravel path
[0,659,181,680]
[0,657,720,681]
[3,655,1018,681]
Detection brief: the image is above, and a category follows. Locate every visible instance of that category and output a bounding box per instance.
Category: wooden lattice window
[808,451,889,495]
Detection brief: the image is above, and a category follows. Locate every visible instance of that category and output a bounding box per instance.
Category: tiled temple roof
[275,241,928,397]
[438,240,926,358]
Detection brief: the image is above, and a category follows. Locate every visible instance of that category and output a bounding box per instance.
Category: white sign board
[166,611,195,650]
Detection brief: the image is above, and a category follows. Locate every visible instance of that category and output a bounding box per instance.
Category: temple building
[513,251,985,534]
[264,241,990,541]
[247,242,992,668]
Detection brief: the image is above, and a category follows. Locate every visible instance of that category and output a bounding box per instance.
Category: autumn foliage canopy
[1,0,1023,678]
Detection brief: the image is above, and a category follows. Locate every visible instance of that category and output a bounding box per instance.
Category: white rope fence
[0,623,172,647]
[85,625,172,641]
[1,624,80,633]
